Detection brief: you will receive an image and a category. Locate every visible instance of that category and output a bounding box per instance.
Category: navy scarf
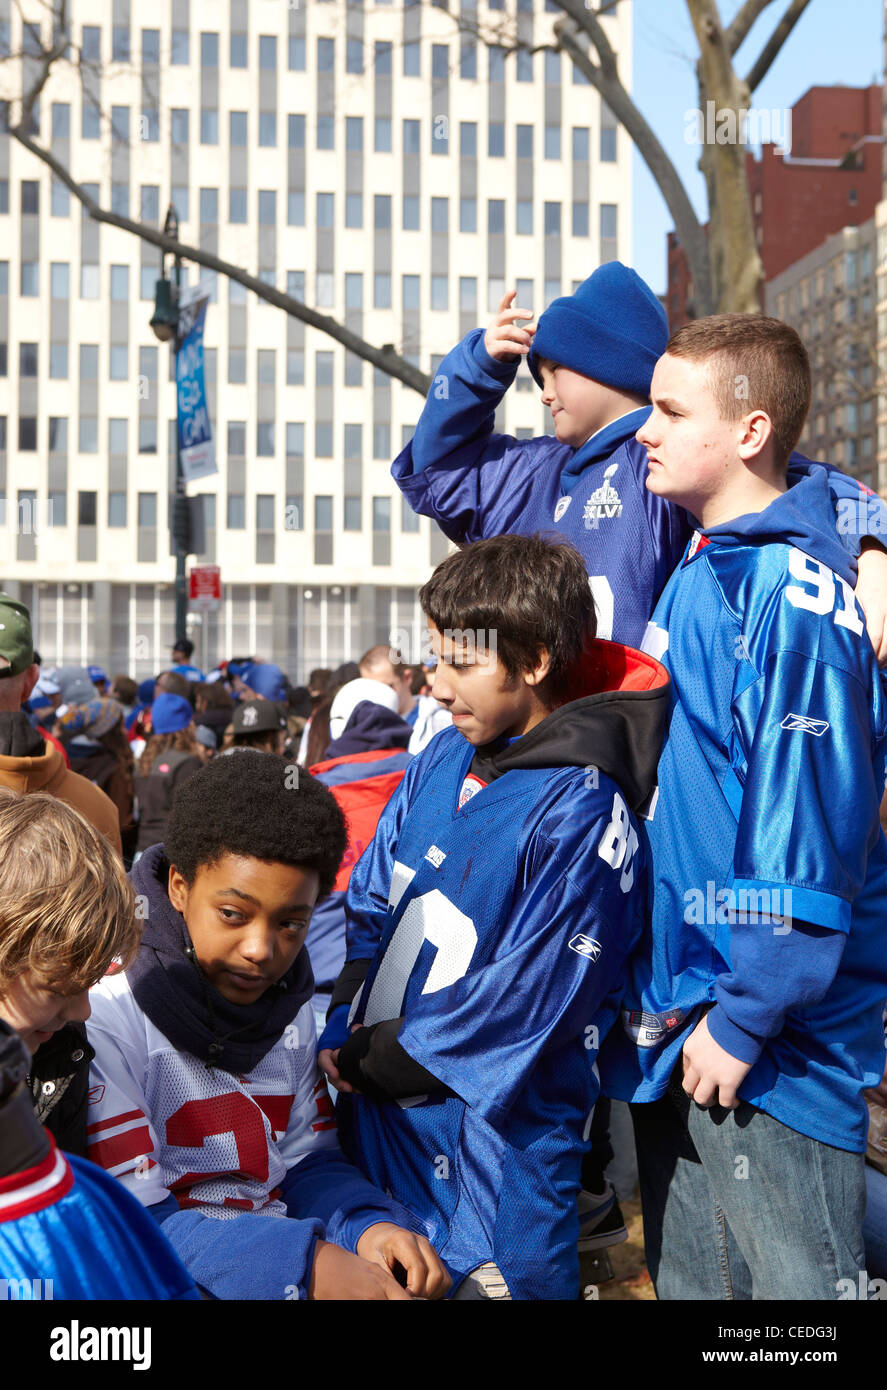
[128,844,314,1074]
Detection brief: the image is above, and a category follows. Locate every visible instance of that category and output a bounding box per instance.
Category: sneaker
[577,1182,628,1251]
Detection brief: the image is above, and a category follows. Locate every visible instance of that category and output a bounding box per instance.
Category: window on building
[460,198,477,233]
[229,189,247,223]
[374,274,392,309]
[544,202,562,236]
[112,27,130,61]
[18,417,37,451]
[516,125,533,159]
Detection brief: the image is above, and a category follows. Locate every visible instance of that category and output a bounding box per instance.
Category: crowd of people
[1,263,886,1306]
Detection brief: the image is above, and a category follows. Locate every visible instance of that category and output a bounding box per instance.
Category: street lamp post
[149,204,189,645]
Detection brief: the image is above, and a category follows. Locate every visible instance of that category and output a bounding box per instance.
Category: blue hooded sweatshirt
[599,466,887,1152]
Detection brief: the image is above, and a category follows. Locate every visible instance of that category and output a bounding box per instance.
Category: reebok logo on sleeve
[780,713,830,736]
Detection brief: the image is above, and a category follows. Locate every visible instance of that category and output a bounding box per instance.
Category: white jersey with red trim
[86,969,338,1217]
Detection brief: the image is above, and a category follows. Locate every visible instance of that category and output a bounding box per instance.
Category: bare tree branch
[6,119,432,396]
[745,0,813,92]
[725,0,778,55]
[687,0,762,311]
[1,4,432,397]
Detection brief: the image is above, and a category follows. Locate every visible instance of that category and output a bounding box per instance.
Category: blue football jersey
[338,726,648,1299]
[0,1137,199,1299]
[601,475,887,1151]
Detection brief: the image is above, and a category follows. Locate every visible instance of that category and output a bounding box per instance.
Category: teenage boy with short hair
[86,752,450,1301]
[600,314,887,1300]
[320,534,670,1299]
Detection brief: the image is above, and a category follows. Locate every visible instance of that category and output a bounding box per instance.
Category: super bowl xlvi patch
[583,463,623,524]
[622,1007,685,1048]
[568,934,602,961]
[780,713,830,736]
[553,495,572,523]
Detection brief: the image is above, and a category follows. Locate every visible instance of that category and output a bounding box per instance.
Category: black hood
[468,639,669,812]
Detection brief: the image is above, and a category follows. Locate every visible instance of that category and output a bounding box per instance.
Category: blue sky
[631,0,884,293]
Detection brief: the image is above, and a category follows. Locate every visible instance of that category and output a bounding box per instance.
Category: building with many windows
[0,0,632,680]
[766,219,882,494]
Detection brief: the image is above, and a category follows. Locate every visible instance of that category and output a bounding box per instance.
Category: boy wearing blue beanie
[393,262,887,651]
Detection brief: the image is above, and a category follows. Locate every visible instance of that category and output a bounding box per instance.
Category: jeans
[631,1064,867,1300]
[864,1165,887,1279]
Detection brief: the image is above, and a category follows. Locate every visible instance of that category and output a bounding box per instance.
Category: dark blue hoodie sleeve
[279,1148,430,1251]
[789,453,887,558]
[708,919,847,1065]
[393,328,567,543]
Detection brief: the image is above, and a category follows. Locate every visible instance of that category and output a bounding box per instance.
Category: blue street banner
[176,283,217,483]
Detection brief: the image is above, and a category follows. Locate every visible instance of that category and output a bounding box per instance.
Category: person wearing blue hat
[242,662,288,704]
[88,665,109,695]
[133,695,201,856]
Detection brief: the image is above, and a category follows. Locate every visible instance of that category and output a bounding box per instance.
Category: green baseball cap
[0,593,34,678]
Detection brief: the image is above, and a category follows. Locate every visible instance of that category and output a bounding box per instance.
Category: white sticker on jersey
[588,576,614,641]
[640,620,669,661]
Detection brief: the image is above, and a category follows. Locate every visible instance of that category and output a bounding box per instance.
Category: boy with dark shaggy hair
[601,314,887,1299]
[85,752,450,1301]
[319,534,670,1299]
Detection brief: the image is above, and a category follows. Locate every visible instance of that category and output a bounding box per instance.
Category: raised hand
[484,289,536,363]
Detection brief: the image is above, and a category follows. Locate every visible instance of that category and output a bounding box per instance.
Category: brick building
[666,84,882,329]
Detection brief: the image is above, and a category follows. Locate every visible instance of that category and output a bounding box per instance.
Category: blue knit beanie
[527,262,668,397]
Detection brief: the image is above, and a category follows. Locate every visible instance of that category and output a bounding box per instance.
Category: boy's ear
[167,864,189,915]
[737,409,773,464]
[523,646,552,688]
